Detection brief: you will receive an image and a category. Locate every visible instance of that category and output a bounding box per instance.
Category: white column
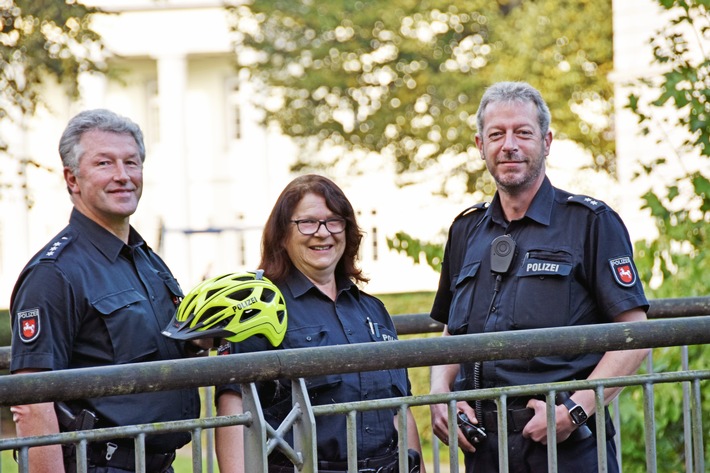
[154,54,193,282]
[78,72,108,110]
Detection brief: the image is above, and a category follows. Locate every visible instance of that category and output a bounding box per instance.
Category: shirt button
[491,306,496,312]
[306,336,312,342]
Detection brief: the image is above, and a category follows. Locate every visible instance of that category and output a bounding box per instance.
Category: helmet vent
[261,288,276,303]
[228,288,254,301]
[202,306,224,320]
[241,308,260,321]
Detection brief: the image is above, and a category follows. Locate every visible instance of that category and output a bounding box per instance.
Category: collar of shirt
[487,176,555,227]
[283,268,360,301]
[70,208,146,262]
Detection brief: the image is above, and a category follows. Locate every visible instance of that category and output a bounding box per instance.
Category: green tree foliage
[227,0,615,194]
[627,0,710,299]
[621,1,710,471]
[0,0,105,198]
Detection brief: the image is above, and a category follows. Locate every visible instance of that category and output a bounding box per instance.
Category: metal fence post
[292,378,317,473]
[241,383,269,472]
[643,382,657,473]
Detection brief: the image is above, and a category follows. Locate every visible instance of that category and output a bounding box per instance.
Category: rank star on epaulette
[45,237,68,257]
[46,243,61,256]
[584,197,599,206]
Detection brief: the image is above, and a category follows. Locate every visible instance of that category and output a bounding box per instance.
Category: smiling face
[284,192,346,282]
[475,100,552,196]
[64,129,143,238]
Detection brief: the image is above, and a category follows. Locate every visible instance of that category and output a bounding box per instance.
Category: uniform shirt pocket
[448,261,481,335]
[93,290,159,364]
[513,250,573,329]
[157,271,184,308]
[283,325,342,392]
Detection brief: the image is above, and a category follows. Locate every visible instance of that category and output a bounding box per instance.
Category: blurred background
[1,1,709,470]
[0,0,707,305]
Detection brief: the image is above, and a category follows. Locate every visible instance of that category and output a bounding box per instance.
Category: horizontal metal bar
[0,413,251,450]
[311,370,710,415]
[2,315,710,407]
[1,296,709,368]
[1,296,708,368]
[392,296,710,335]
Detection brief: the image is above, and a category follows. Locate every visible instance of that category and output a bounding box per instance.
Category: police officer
[214,175,424,473]
[429,82,650,472]
[10,109,201,472]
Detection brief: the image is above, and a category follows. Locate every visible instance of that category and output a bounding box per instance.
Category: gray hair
[59,109,146,174]
[475,81,551,138]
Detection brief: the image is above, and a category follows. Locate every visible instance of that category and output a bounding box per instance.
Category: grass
[1,449,17,473]
[375,291,435,317]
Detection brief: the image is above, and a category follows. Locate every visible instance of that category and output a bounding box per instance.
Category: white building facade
[0,0,701,307]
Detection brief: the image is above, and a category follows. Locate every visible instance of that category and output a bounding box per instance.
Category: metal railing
[0,297,708,472]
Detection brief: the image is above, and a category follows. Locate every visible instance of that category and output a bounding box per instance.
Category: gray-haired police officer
[429,82,649,473]
[10,109,200,473]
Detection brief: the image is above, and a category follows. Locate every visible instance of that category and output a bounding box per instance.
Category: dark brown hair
[259,174,368,284]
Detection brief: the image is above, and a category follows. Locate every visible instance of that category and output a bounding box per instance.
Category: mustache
[497,152,525,162]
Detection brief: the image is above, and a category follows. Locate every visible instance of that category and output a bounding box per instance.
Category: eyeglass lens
[294,219,345,235]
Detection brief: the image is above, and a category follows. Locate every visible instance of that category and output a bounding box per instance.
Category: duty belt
[482,408,535,433]
[87,442,175,473]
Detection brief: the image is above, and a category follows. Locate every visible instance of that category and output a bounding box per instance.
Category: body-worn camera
[457,412,487,444]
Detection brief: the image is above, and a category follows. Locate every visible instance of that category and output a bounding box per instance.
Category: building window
[225,76,242,143]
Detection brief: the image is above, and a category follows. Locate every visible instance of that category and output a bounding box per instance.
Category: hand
[184,338,214,357]
[430,402,479,453]
[522,398,576,444]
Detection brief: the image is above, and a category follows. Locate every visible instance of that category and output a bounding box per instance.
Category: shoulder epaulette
[454,202,489,221]
[565,195,607,213]
[39,235,73,261]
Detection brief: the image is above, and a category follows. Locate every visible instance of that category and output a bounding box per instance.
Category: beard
[487,146,546,196]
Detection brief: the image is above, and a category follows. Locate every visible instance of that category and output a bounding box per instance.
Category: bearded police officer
[429,82,649,473]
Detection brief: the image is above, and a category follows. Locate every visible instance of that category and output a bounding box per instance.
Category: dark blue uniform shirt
[217,269,409,462]
[10,209,201,452]
[431,177,649,389]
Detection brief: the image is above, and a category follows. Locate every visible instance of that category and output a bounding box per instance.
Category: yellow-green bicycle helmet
[162,270,287,346]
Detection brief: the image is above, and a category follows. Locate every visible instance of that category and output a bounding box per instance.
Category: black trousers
[463,421,618,473]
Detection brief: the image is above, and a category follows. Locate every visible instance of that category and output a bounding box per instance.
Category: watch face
[570,405,588,425]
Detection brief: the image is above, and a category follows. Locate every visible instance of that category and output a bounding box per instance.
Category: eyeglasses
[291,218,346,235]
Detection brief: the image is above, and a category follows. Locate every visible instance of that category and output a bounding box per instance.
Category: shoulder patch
[17,308,41,343]
[39,235,73,261]
[609,256,638,287]
[566,195,607,213]
[454,202,489,221]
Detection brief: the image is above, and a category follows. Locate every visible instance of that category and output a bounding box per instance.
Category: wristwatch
[563,397,589,425]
